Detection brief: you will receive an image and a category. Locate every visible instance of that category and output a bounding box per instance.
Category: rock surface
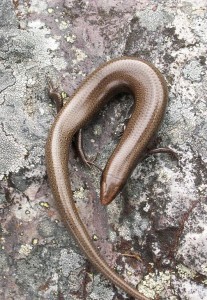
[0,0,206,299]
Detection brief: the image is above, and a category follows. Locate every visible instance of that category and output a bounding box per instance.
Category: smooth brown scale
[45,57,169,300]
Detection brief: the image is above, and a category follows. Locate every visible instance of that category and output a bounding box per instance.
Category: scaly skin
[45,57,168,299]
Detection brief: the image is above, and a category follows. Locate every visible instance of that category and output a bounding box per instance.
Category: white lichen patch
[183,60,205,82]
[59,248,85,277]
[52,56,68,71]
[154,150,199,222]
[118,221,132,241]
[28,0,48,13]
[177,218,207,276]
[88,273,115,300]
[0,126,27,176]
[136,7,173,31]
[131,212,149,238]
[27,19,46,30]
[26,23,60,65]
[108,229,117,243]
[187,0,207,10]
[174,279,207,300]
[72,47,88,64]
[173,11,196,44]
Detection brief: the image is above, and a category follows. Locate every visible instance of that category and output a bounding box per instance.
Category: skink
[45,57,169,300]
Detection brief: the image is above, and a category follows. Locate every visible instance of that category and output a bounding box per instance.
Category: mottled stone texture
[0,0,206,299]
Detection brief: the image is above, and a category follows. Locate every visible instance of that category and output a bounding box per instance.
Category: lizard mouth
[100,173,122,205]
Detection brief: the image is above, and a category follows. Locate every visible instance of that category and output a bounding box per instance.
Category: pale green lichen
[93,124,102,136]
[0,126,27,178]
[65,34,76,43]
[73,187,85,199]
[138,271,175,299]
[59,20,69,30]
[32,238,39,245]
[47,8,53,14]
[201,265,207,277]
[176,264,196,279]
[19,244,33,256]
